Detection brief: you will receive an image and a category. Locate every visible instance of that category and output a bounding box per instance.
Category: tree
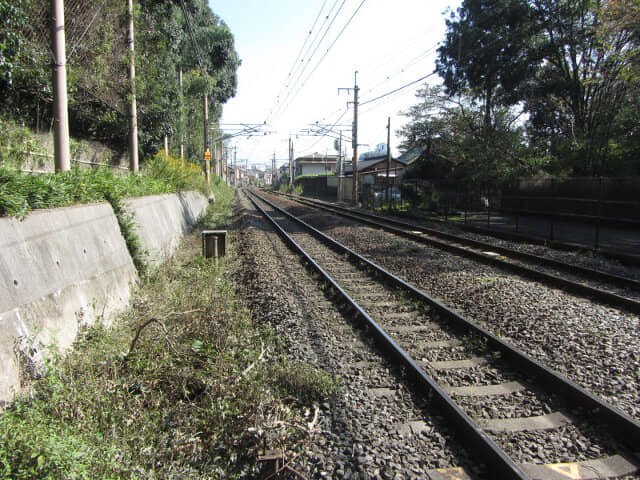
[0,0,239,162]
[0,0,26,84]
[524,0,633,175]
[399,86,526,187]
[436,0,536,135]
[437,0,637,176]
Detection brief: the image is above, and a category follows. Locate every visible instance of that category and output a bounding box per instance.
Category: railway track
[273,191,640,314]
[245,188,640,480]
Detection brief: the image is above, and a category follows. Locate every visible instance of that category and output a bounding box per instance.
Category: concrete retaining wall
[0,191,208,402]
[125,191,209,264]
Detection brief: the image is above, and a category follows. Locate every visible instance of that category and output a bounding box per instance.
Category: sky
[210,0,462,170]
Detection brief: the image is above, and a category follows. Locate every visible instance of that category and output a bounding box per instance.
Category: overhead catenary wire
[271,0,330,113]
[268,0,343,123]
[298,107,349,155]
[270,0,348,122]
[178,0,206,74]
[360,72,438,107]
[247,1,530,164]
[295,0,368,92]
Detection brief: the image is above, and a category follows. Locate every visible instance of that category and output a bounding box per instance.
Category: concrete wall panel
[125,191,208,264]
[0,203,137,401]
[0,191,208,402]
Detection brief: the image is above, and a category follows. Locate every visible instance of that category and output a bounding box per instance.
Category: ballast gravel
[238,191,640,477]
[286,203,640,422]
[233,194,478,479]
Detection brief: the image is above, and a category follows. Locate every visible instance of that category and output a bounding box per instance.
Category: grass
[0,153,210,218]
[0,185,338,479]
[0,152,213,274]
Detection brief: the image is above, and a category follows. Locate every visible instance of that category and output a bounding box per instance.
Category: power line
[268,0,343,123]
[270,0,330,120]
[271,0,348,121]
[179,0,205,73]
[299,0,368,87]
[360,72,437,106]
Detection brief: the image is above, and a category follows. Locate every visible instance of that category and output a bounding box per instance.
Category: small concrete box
[202,230,227,259]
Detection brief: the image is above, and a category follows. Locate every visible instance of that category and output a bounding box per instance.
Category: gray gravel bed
[492,422,621,464]
[438,221,640,281]
[256,191,640,473]
[318,220,640,422]
[453,390,554,419]
[427,365,516,387]
[416,346,471,362]
[236,193,479,479]
[355,205,640,282]
[390,329,452,343]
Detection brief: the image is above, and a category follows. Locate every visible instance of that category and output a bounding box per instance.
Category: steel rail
[276,192,640,313]
[245,190,531,479]
[280,192,640,290]
[249,189,640,456]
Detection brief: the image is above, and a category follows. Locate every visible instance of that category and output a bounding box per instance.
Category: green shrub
[0,119,40,169]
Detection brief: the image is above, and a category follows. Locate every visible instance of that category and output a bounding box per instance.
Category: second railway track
[244,188,640,480]
[274,191,640,313]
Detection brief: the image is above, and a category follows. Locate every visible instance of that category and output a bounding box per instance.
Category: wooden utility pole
[52,0,70,172]
[386,117,391,203]
[127,0,139,172]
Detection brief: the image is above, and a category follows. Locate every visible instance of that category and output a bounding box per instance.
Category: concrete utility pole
[164,135,169,156]
[223,146,229,184]
[386,117,391,203]
[52,0,70,172]
[213,143,218,177]
[179,67,184,159]
[288,137,293,187]
[339,71,359,204]
[338,131,344,201]
[203,94,209,154]
[127,0,139,172]
[272,152,276,186]
[233,146,237,186]
[352,72,359,205]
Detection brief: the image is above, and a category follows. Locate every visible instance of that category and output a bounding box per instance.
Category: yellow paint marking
[547,462,582,479]
[431,467,472,480]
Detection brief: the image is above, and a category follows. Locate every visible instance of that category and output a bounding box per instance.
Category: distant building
[294,153,339,177]
[345,148,408,184]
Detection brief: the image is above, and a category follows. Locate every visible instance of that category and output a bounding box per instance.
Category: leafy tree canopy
[0,0,239,160]
[424,0,640,179]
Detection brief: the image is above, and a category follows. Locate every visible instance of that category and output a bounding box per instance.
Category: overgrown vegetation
[0,189,337,479]
[0,149,214,274]
[0,152,209,218]
[0,0,239,158]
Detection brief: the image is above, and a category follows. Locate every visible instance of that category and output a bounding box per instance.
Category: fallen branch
[237,341,266,382]
[306,404,320,434]
[125,318,179,359]
[125,309,205,360]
